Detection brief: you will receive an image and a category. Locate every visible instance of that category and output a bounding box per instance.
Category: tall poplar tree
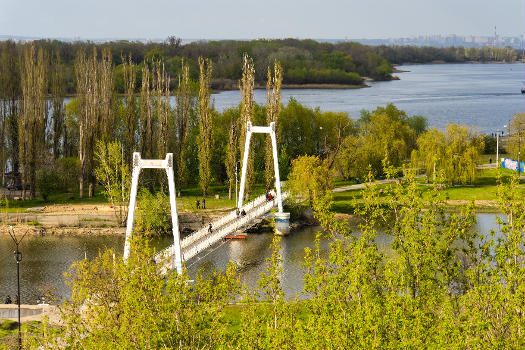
[139,64,154,159]
[50,51,66,159]
[197,57,213,196]
[19,43,47,199]
[0,40,21,186]
[154,62,171,159]
[239,54,255,200]
[122,54,137,166]
[225,117,238,200]
[264,61,282,189]
[174,60,195,195]
[75,47,113,198]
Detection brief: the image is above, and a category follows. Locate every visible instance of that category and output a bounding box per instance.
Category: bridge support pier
[274,212,290,236]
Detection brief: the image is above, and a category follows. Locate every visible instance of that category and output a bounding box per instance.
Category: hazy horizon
[1,0,523,41]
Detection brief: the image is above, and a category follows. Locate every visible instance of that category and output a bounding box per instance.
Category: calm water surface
[212,63,525,133]
[0,213,507,303]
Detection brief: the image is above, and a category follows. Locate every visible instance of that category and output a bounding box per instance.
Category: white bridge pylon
[238,121,283,213]
[123,152,182,274]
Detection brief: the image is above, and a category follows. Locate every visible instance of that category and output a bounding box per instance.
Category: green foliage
[483,134,497,154]
[506,112,525,160]
[288,155,333,207]
[412,124,484,184]
[32,237,241,350]
[24,165,525,349]
[36,167,60,201]
[336,104,416,180]
[135,188,171,235]
[56,157,80,192]
[94,141,130,226]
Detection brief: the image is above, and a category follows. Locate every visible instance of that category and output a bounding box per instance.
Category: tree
[443,124,484,184]
[33,237,241,349]
[264,61,283,189]
[336,104,415,180]
[239,54,256,200]
[94,141,131,226]
[50,51,66,159]
[506,112,525,161]
[197,57,213,196]
[122,54,138,166]
[411,128,447,182]
[225,110,239,200]
[154,61,171,160]
[0,40,21,187]
[75,48,114,198]
[19,43,47,199]
[174,59,195,195]
[139,62,155,160]
[288,155,333,206]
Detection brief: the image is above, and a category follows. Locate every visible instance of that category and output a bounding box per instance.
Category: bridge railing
[181,198,278,260]
[154,192,269,262]
[182,192,289,261]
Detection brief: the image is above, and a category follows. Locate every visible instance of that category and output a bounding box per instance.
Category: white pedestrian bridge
[123,121,290,274]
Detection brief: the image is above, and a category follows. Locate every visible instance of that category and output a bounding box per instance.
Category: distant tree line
[0,38,397,95]
[374,44,519,64]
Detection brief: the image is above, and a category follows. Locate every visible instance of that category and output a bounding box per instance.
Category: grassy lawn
[0,183,270,213]
[0,190,108,212]
[331,167,525,214]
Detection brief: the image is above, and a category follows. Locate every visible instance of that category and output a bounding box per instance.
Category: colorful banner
[501,158,525,173]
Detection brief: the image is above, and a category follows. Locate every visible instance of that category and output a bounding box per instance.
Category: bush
[57,157,80,192]
[36,168,60,201]
[135,188,171,235]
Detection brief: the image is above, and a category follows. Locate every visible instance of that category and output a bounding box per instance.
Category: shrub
[36,168,60,201]
[135,188,171,235]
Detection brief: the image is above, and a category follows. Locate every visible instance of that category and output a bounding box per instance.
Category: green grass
[0,189,108,213]
[26,220,42,227]
[0,182,270,216]
[331,167,525,214]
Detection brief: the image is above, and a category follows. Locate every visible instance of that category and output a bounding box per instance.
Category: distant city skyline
[1,33,523,50]
[1,0,523,41]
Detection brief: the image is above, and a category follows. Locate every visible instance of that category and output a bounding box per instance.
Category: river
[212,63,525,134]
[0,213,507,302]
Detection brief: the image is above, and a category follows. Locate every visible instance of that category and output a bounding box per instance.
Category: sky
[1,0,524,40]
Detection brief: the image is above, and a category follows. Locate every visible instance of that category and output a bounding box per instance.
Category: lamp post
[8,226,26,350]
[496,129,500,167]
[235,161,239,208]
[519,128,522,179]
